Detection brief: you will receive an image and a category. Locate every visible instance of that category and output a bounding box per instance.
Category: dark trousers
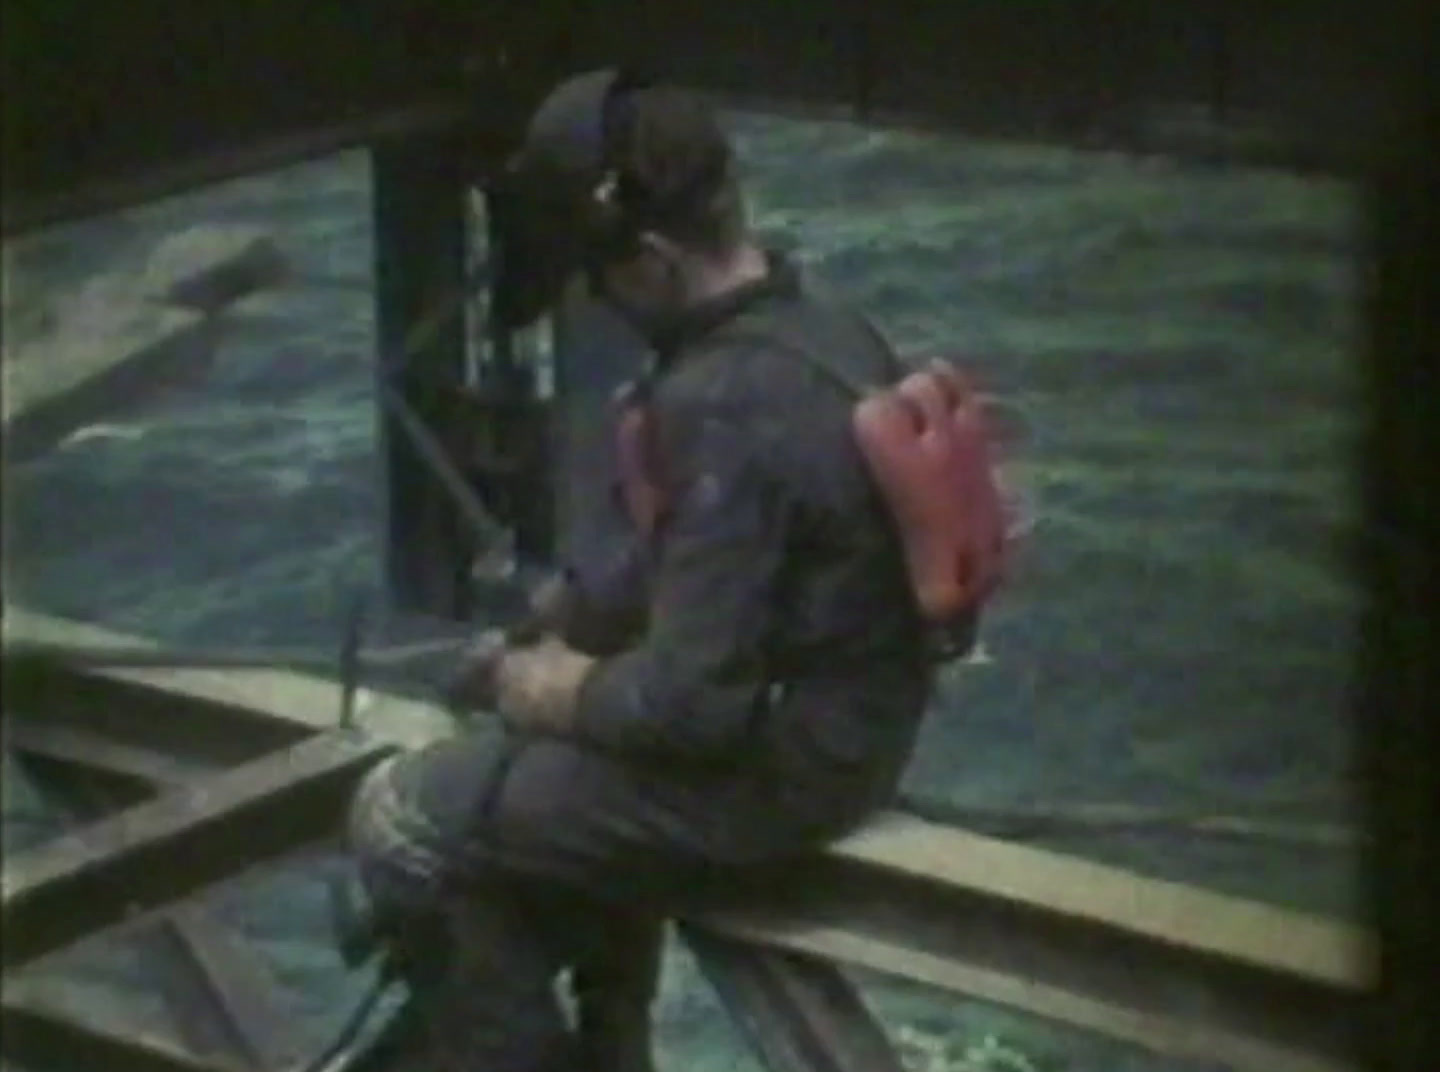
[355,874,662,1072]
[347,705,899,1072]
[347,735,793,1072]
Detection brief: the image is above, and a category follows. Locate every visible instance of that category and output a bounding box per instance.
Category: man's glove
[493,634,596,735]
[440,571,579,717]
[441,629,512,715]
[525,571,578,638]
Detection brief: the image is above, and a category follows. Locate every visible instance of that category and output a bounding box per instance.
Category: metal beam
[0,999,241,1072]
[0,610,1372,1070]
[690,827,1366,1072]
[1,730,394,972]
[7,721,207,789]
[1,607,455,760]
[3,1,1414,238]
[3,658,315,772]
[684,928,906,1072]
[1,99,467,237]
[15,756,303,1070]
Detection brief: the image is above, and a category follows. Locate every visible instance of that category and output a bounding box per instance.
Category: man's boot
[570,916,663,1072]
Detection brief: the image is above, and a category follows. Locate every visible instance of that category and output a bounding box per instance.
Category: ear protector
[577,66,660,259]
[487,67,657,331]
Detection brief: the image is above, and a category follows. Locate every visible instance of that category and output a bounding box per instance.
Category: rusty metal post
[371,126,475,619]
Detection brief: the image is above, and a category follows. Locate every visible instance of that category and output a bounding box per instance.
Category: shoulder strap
[718,310,901,401]
[771,335,869,399]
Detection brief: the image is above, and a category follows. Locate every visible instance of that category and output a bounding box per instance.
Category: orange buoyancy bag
[611,378,668,538]
[852,358,1008,622]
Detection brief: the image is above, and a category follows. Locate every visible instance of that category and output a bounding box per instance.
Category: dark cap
[489,68,735,330]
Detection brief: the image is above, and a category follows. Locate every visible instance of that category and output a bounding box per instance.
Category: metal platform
[2,609,1368,1072]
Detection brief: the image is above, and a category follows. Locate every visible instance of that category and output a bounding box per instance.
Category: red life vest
[612,378,669,538]
[852,357,1010,620]
[611,348,1015,658]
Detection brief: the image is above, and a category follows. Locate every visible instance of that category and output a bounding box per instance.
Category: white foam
[60,423,148,446]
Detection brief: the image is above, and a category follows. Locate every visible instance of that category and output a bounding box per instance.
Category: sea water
[1,111,1361,1071]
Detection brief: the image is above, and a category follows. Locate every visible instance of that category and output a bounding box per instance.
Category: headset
[487,65,735,332]
[566,66,659,258]
[488,67,657,331]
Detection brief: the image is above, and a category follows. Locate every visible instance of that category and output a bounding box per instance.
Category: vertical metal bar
[371,128,474,619]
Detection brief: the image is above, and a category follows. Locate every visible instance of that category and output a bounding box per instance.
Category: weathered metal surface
[136,913,298,1070]
[2,657,315,772]
[0,99,471,237]
[2,607,455,757]
[0,609,1371,1068]
[0,998,242,1072]
[692,819,1368,1072]
[15,757,301,1070]
[825,814,1366,993]
[684,927,906,1072]
[2,1,1415,236]
[7,720,207,788]
[0,730,394,972]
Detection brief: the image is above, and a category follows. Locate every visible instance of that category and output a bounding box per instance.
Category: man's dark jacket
[392,253,934,904]
[568,254,931,770]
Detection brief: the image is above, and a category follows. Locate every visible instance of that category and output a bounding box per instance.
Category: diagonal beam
[2,606,453,762]
[684,927,905,1072]
[0,608,1371,1070]
[0,997,242,1072]
[1,729,394,972]
[16,755,304,1069]
[7,720,207,789]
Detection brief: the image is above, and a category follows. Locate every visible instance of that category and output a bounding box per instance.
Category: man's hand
[493,634,596,735]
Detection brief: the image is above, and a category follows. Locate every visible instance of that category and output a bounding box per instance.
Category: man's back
[573,252,934,838]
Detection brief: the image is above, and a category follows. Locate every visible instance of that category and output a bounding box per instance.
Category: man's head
[491,69,763,338]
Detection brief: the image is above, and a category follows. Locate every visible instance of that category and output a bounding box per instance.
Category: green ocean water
[2,109,1362,1071]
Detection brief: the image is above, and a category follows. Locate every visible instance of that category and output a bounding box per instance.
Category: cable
[0,637,470,675]
[296,971,396,1072]
[376,379,512,551]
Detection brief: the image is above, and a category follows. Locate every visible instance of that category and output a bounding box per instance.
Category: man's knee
[346,754,450,909]
[346,732,522,899]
